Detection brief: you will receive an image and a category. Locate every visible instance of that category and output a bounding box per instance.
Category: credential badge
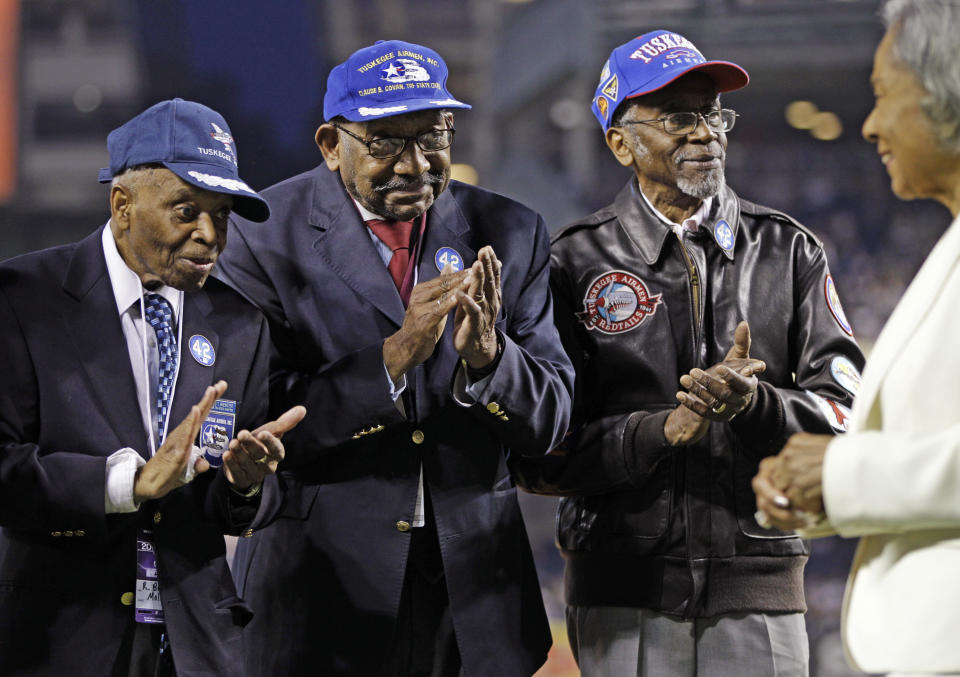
[200,398,237,468]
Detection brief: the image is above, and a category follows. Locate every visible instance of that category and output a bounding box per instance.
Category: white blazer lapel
[851,213,960,432]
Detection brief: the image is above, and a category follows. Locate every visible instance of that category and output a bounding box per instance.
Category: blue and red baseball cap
[324,39,471,122]
[592,30,749,132]
[97,98,270,222]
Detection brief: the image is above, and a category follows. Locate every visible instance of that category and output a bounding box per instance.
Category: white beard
[677,166,724,199]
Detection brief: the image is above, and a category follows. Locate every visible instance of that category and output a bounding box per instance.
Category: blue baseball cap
[592,30,749,132]
[97,98,270,222]
[324,39,471,122]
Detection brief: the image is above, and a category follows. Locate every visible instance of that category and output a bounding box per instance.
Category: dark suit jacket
[215,165,574,676]
[0,227,280,677]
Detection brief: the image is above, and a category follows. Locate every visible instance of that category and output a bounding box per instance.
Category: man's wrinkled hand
[222,405,307,491]
[133,380,227,503]
[383,266,472,381]
[678,321,765,422]
[453,246,502,369]
[664,402,710,446]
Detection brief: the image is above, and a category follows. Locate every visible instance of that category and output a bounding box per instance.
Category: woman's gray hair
[883,0,960,148]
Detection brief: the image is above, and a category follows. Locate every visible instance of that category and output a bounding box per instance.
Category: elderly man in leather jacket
[513,30,865,676]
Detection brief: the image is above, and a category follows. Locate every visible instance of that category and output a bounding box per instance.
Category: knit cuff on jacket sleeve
[730,381,785,457]
[623,409,675,485]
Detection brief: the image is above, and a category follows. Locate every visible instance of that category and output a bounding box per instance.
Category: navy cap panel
[324,39,471,121]
[96,98,270,222]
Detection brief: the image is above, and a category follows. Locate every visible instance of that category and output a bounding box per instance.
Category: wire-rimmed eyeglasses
[331,123,456,159]
[621,109,738,136]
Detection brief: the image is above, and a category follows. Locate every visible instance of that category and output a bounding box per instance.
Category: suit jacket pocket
[278,480,322,521]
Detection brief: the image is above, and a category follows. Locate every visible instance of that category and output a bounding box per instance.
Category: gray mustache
[375,172,445,193]
[674,147,725,166]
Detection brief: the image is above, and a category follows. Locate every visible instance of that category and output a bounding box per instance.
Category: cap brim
[626,60,749,101]
[338,97,471,122]
[96,163,270,222]
[165,162,271,222]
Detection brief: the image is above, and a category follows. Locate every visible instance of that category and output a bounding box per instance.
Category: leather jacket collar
[614,178,742,264]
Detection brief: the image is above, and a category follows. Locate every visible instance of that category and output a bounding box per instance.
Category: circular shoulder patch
[830,355,862,395]
[824,275,853,336]
[188,334,216,366]
[805,390,852,432]
[579,270,663,334]
[714,220,735,251]
[434,247,464,272]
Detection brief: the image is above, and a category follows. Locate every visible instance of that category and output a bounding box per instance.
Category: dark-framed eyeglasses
[331,123,456,159]
[621,109,739,136]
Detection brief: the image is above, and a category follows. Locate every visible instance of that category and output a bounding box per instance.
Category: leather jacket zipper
[675,233,701,343]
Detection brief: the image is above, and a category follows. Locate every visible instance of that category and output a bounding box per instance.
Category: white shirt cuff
[105,447,145,514]
[451,362,495,407]
[181,445,204,484]
[383,360,408,416]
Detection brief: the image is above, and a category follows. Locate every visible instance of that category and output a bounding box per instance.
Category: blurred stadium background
[2,1,947,674]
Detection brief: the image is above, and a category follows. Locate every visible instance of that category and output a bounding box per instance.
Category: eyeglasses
[621,109,739,136]
[331,123,456,159]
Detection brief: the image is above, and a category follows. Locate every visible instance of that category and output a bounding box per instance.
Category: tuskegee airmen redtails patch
[578,270,662,334]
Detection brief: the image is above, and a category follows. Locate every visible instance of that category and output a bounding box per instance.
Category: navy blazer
[216,165,574,676]
[0,228,279,677]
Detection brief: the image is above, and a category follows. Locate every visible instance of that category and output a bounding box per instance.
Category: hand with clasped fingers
[664,321,766,446]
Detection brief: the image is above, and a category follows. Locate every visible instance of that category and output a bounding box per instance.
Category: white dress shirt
[101,225,200,513]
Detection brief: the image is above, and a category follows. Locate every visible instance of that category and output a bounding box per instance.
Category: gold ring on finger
[711,403,727,415]
[255,455,269,465]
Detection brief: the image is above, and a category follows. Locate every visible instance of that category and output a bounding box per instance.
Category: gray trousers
[567,606,809,677]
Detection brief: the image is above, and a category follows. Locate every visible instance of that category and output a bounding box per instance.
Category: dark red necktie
[366,219,415,298]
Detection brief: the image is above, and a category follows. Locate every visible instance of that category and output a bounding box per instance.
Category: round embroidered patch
[830,355,862,395]
[579,270,663,334]
[824,275,853,336]
[805,391,852,433]
[714,219,734,251]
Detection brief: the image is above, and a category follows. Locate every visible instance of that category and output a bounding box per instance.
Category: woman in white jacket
[753,1,960,675]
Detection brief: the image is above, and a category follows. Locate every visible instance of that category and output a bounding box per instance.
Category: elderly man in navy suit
[216,39,573,677]
[0,99,304,676]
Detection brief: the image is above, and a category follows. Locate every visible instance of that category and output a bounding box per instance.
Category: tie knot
[367,219,414,253]
[144,293,174,333]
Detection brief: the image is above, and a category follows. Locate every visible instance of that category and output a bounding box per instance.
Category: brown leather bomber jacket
[513,179,865,618]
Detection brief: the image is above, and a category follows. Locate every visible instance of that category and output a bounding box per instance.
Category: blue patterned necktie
[144,293,178,445]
